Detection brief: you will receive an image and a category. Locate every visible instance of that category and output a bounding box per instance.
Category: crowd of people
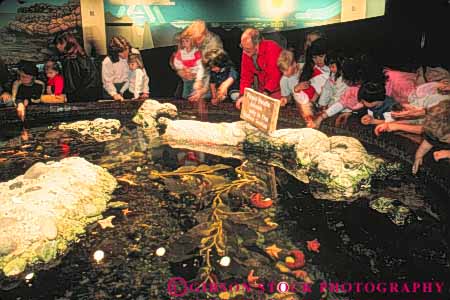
[0,20,449,174]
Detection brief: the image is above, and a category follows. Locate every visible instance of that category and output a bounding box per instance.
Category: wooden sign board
[240,88,281,134]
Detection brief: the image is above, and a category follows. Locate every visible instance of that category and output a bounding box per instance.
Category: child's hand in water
[433,150,450,161]
[335,112,351,127]
[361,114,374,125]
[279,97,288,106]
[217,85,228,101]
[16,102,26,121]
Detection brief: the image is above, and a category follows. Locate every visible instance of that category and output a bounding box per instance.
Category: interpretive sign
[240,88,281,134]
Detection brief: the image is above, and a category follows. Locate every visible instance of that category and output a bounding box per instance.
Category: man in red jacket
[235,28,283,109]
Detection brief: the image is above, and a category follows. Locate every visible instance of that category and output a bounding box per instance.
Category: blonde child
[277,49,300,107]
[122,54,150,99]
[173,33,202,99]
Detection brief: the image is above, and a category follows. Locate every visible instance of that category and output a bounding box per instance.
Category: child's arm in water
[413,140,433,174]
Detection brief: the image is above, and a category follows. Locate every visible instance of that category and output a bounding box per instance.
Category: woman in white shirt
[102,36,141,101]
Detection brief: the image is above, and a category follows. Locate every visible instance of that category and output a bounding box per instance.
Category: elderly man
[184,20,223,101]
[235,28,283,109]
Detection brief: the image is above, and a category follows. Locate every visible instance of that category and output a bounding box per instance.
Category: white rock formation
[0,157,117,277]
[133,100,384,201]
[58,118,121,142]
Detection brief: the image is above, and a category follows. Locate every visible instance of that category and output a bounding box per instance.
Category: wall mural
[104,0,386,50]
[0,0,82,64]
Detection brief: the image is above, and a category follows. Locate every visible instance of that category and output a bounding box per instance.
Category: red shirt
[302,66,325,99]
[47,74,64,95]
[239,40,282,96]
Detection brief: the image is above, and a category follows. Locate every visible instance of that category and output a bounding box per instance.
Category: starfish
[306,239,320,253]
[265,244,282,259]
[292,269,308,280]
[122,208,132,216]
[247,269,261,288]
[97,216,115,229]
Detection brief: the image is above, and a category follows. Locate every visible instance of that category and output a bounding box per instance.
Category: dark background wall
[141,0,450,97]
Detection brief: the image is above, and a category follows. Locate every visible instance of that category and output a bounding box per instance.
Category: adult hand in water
[412,140,433,175]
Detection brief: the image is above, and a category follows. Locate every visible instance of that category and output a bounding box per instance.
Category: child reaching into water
[202,49,239,105]
[312,57,364,128]
[293,39,330,127]
[356,81,401,126]
[122,54,150,100]
[13,61,45,121]
[173,33,203,99]
[277,49,301,107]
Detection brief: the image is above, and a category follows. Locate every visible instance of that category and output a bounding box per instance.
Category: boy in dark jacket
[13,61,45,121]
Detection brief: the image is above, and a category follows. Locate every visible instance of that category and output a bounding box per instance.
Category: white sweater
[102,48,140,96]
[122,68,150,99]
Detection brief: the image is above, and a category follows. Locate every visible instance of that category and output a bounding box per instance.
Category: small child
[277,49,300,107]
[45,62,64,95]
[122,53,150,100]
[293,39,330,126]
[316,54,348,109]
[357,81,401,126]
[312,57,364,128]
[13,61,45,121]
[203,49,239,105]
[173,33,202,99]
[40,61,66,103]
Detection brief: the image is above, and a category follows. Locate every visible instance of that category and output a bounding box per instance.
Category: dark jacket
[62,55,101,102]
[368,96,398,120]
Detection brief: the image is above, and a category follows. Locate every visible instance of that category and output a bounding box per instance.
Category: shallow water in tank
[0,113,449,300]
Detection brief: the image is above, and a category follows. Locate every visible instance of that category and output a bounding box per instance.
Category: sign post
[240,88,281,134]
